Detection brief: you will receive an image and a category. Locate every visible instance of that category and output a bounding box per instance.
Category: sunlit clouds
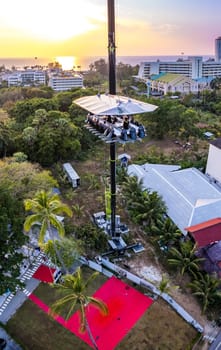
[0,0,105,41]
[0,0,221,57]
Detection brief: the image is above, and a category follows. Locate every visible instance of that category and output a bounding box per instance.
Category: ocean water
[0,55,213,70]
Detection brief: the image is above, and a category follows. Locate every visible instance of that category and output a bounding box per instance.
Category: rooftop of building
[127,164,221,234]
[185,218,221,248]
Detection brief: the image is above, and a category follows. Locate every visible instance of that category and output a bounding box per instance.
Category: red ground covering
[32,265,56,283]
[29,276,153,349]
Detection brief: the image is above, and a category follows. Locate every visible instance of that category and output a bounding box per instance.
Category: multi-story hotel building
[7,70,46,87]
[48,73,83,91]
[138,56,221,81]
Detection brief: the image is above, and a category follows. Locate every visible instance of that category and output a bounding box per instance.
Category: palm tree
[116,165,128,185]
[24,189,72,273]
[188,272,221,314]
[84,173,100,190]
[50,267,108,350]
[43,237,83,273]
[151,217,182,248]
[168,241,204,277]
[132,190,167,227]
[158,274,170,295]
[72,204,84,218]
[210,77,221,95]
[121,175,144,204]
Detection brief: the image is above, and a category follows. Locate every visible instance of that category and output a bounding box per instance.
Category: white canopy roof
[74,94,158,116]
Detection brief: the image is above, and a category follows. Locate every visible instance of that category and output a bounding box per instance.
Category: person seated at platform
[98,119,107,132]
[130,126,137,140]
[120,128,128,141]
[130,115,135,124]
[123,115,129,129]
[86,113,93,125]
[107,115,112,123]
[111,116,118,124]
[90,115,98,127]
[138,124,145,138]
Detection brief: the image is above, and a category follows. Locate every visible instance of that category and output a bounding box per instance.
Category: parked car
[0,338,6,349]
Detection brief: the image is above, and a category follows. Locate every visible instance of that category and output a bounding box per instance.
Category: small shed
[204,131,214,139]
[63,163,80,188]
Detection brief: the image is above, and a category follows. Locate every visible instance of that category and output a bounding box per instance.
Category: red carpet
[32,265,56,283]
[29,276,153,349]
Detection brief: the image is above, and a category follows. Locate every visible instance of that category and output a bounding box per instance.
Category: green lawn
[6,267,199,350]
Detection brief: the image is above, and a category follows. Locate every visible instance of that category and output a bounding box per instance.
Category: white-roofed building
[127,163,221,235]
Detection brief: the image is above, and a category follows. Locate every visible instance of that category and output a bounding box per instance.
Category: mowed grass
[6,267,198,350]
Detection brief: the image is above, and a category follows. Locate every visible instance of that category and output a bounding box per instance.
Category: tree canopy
[0,187,27,294]
[0,158,57,200]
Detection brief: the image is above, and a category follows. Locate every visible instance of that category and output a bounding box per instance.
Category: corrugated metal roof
[127,164,221,235]
[186,217,221,232]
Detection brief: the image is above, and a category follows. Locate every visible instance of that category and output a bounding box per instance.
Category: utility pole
[108,0,116,95]
[107,0,117,238]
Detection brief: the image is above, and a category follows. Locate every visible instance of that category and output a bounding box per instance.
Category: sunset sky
[0,0,221,58]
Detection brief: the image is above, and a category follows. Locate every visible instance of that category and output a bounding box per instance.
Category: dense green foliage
[1,62,221,318]
[121,175,167,228]
[0,187,27,294]
[0,158,57,199]
[72,223,109,254]
[188,272,221,313]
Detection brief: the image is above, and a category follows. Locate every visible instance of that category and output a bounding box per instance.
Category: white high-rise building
[138,37,221,81]
[215,37,221,62]
[138,56,221,81]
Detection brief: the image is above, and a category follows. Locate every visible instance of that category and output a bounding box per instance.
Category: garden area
[1,85,221,349]
[6,267,199,350]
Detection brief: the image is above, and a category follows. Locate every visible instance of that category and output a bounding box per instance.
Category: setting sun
[55,56,76,70]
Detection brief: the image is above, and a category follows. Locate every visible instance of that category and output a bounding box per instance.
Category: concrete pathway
[209,331,221,350]
[0,326,22,350]
[0,279,40,324]
[0,251,53,324]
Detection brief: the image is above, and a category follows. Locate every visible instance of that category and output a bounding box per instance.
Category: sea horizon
[0,55,214,70]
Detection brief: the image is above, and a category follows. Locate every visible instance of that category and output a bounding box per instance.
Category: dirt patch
[119,243,212,334]
[118,137,179,159]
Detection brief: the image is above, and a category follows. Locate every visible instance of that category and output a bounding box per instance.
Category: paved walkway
[0,251,56,324]
[0,326,22,350]
[208,330,221,349]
